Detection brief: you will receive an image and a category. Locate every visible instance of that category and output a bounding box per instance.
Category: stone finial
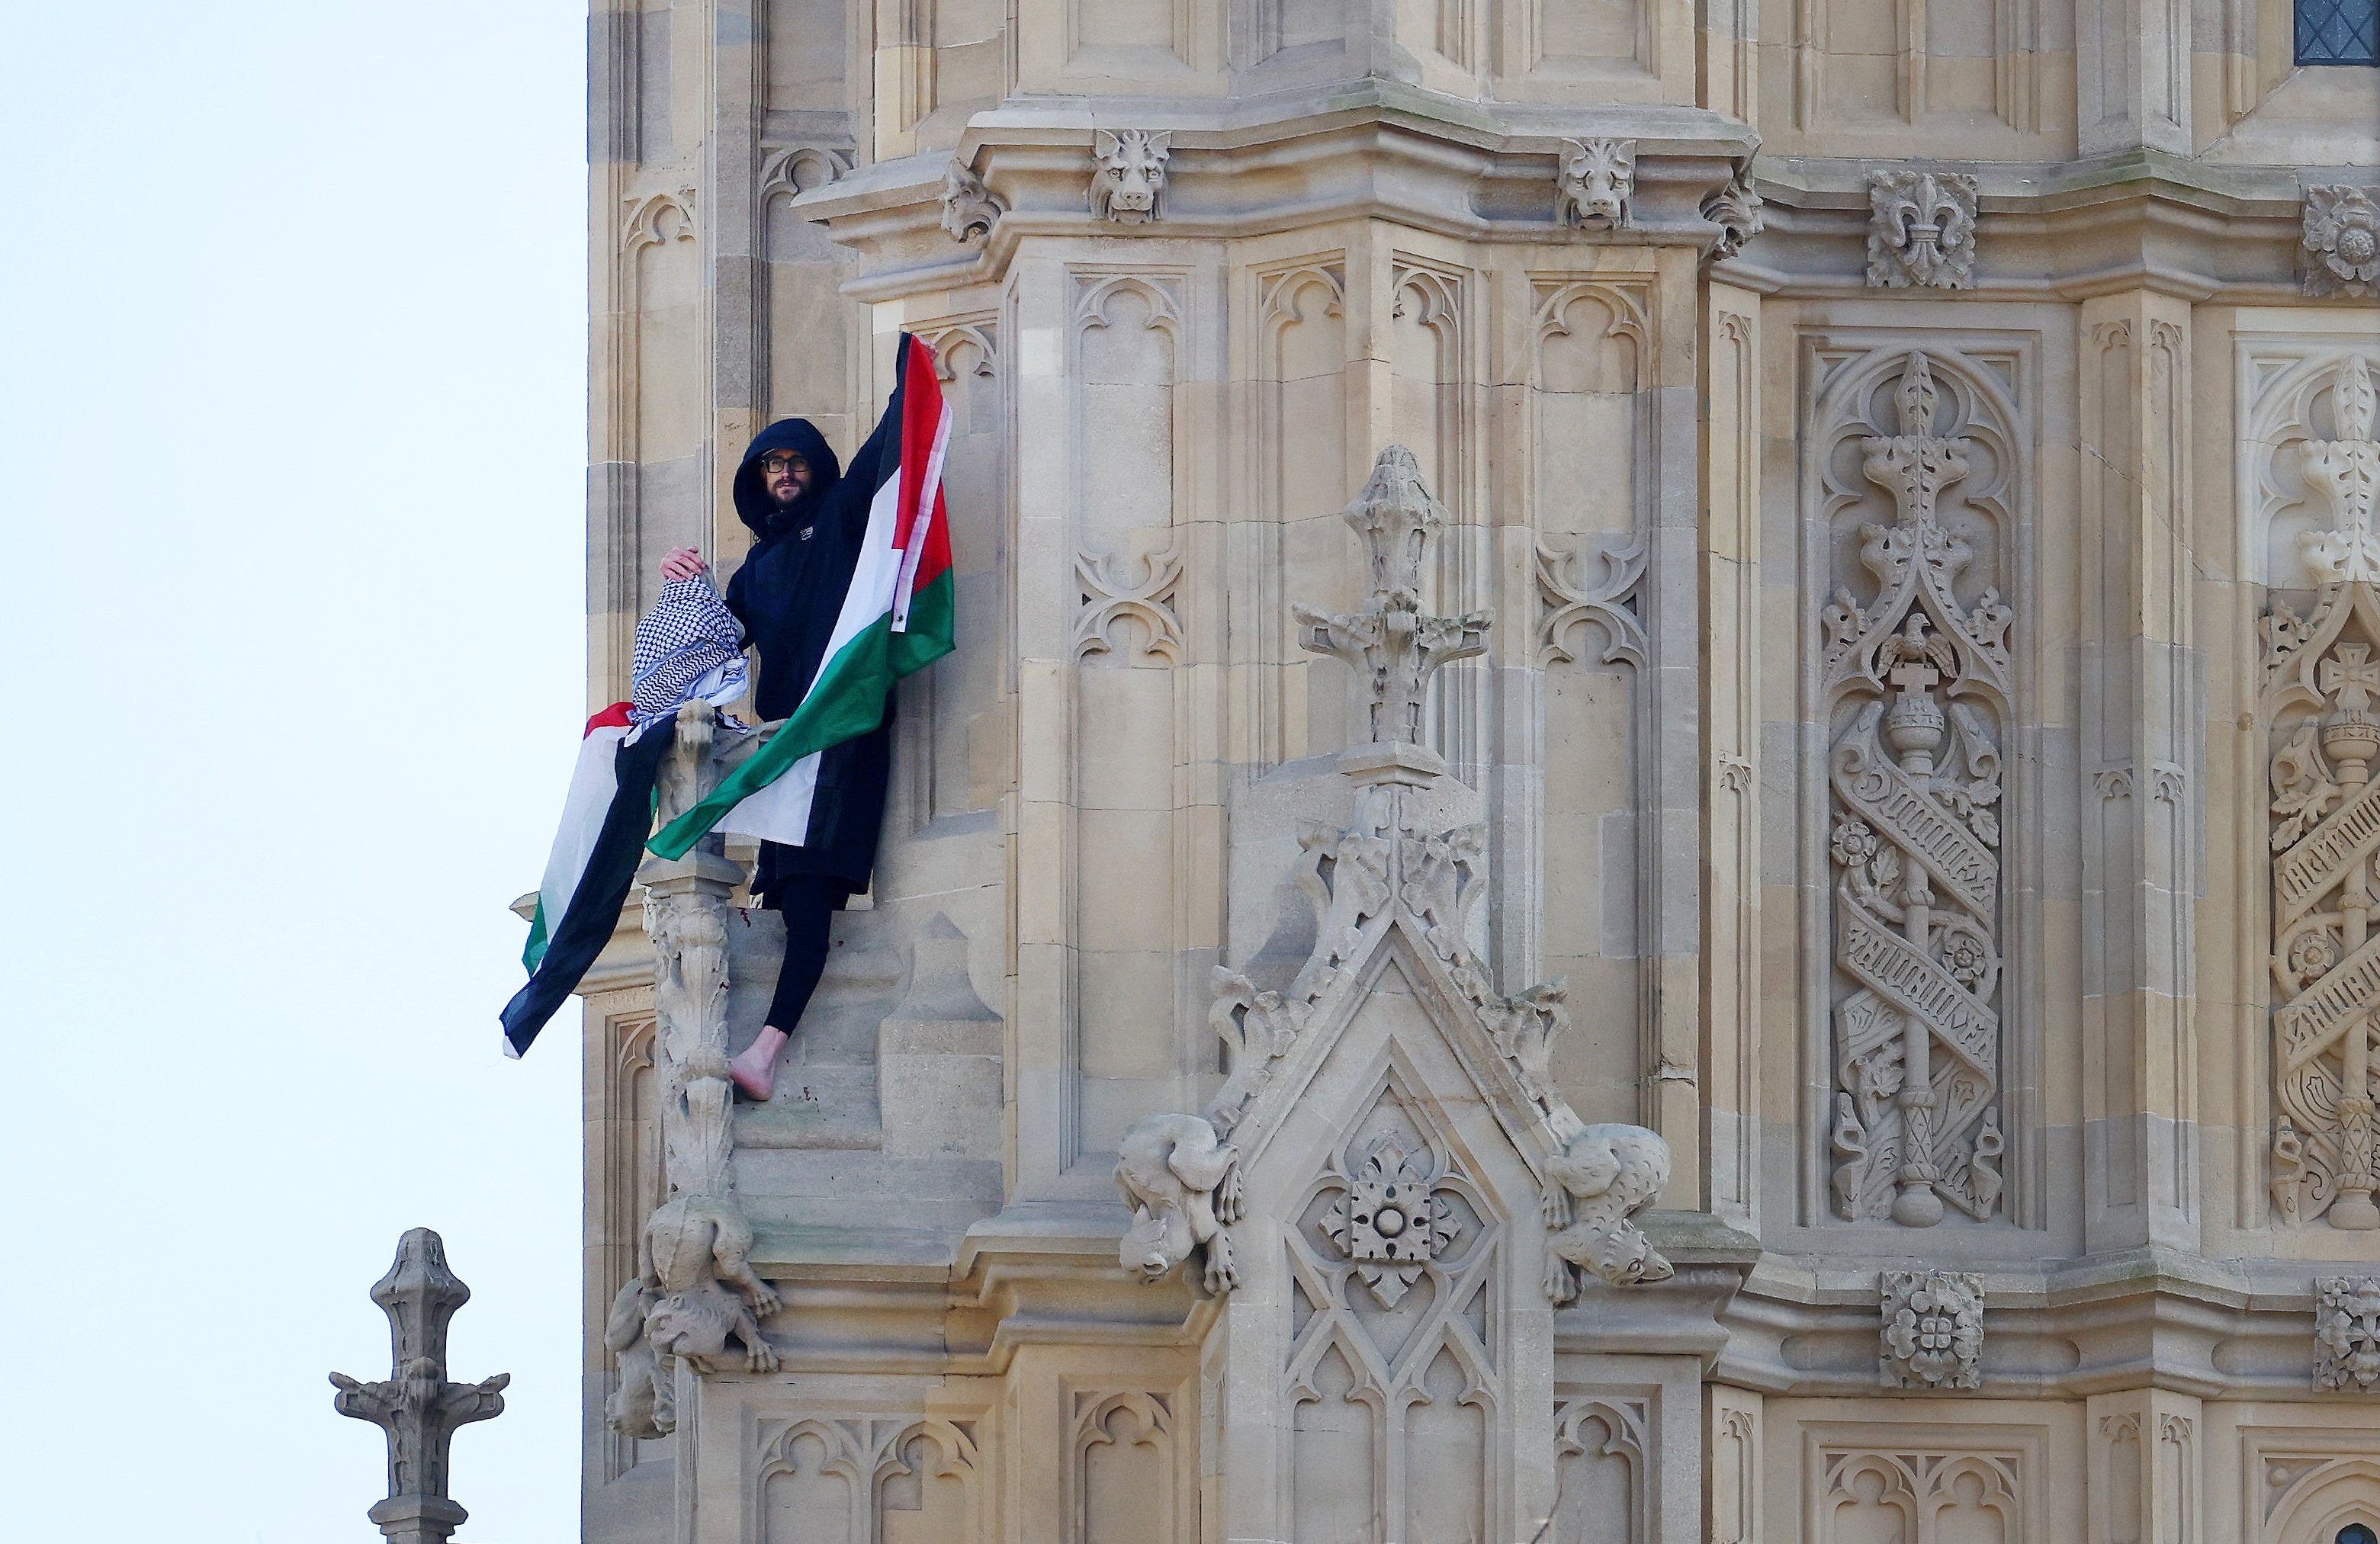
[1556,138,1636,231]
[1090,128,1172,223]
[330,1229,509,1544]
[2316,1276,2380,1390]
[1293,445,1490,756]
[1866,169,1979,289]
[940,158,1004,246]
[2304,185,2380,300]
[1879,1269,1984,1388]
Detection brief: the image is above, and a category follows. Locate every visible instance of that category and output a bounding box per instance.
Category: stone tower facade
[579,2,2380,1539]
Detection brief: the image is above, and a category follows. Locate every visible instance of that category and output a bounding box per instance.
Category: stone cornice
[1718,1245,2365,1399]
[793,92,2357,307]
[1723,151,2327,302]
[793,88,1759,300]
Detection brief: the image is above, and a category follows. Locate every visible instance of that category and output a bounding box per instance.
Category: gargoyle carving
[940,158,1004,246]
[605,1193,782,1438]
[1116,1112,1245,1294]
[1556,138,1636,231]
[1090,128,1172,223]
[1543,1122,1674,1298]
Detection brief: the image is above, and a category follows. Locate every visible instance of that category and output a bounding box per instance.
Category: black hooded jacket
[724,417,894,900]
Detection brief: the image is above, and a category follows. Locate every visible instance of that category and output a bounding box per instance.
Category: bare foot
[730,1026,789,1101]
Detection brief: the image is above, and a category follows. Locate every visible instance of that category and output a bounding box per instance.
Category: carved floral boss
[1325,1135,1459,1306]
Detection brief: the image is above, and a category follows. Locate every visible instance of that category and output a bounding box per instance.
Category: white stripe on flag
[538,725,631,930]
[893,399,952,632]
[717,748,823,846]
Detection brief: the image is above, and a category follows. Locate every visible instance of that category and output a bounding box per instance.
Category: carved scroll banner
[2266,589,2380,1229]
[1819,354,2012,1228]
[2264,356,2380,1231]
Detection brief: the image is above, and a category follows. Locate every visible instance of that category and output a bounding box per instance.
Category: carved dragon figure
[605,1193,782,1438]
[1542,1123,1675,1298]
[1116,1112,1245,1294]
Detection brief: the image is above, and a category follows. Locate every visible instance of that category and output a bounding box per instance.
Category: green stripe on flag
[647,600,931,859]
[522,898,550,974]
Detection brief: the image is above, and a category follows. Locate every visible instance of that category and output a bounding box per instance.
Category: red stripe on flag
[893,333,956,629]
[586,701,634,736]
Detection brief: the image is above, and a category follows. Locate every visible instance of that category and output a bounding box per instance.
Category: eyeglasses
[760,455,808,476]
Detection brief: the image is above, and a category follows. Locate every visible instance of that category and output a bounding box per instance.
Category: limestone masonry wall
[582,1,2380,1539]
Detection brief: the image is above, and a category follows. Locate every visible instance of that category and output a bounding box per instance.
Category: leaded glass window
[2299,0,2380,65]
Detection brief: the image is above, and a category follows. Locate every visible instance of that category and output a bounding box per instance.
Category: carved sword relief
[1820,355,2012,1228]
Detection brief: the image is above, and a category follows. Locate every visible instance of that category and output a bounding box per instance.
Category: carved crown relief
[1866,170,1979,290]
[1816,353,2015,1229]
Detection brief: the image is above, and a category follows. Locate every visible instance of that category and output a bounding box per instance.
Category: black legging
[764,873,846,1031]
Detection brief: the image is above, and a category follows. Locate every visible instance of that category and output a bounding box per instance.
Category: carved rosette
[1879,1268,1984,1388]
[2315,1276,2380,1390]
[1820,355,2012,1228]
[2304,185,2380,300]
[1866,170,1979,290]
[1324,1134,1460,1305]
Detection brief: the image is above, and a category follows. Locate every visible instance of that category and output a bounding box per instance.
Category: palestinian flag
[499,705,676,1058]
[647,332,956,859]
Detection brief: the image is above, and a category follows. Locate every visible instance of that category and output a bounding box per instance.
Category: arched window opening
[2336,1522,2379,1544]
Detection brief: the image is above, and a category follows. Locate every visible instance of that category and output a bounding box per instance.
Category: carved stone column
[2077,292,2199,1253]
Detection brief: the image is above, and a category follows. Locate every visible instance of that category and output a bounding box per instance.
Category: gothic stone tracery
[1821,353,2012,1228]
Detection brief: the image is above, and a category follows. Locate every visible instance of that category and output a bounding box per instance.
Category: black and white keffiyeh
[631,575,749,724]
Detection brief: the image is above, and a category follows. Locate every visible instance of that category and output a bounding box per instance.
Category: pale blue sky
[2,5,589,1540]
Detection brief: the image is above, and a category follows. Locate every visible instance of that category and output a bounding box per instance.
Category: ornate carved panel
[1810,348,2022,1229]
[2263,581,2380,1228]
[1286,1076,1501,1544]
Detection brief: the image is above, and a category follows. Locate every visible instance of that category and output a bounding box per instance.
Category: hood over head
[733,418,843,538]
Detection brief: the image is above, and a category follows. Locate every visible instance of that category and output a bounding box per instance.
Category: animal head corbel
[1090,129,1173,223]
[1557,138,1637,231]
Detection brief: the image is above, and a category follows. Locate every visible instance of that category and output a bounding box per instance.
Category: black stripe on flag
[499,716,677,1057]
